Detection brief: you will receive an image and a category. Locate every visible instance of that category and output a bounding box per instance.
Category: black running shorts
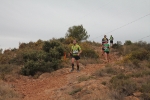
[110,41,113,43]
[104,51,109,54]
[72,55,80,60]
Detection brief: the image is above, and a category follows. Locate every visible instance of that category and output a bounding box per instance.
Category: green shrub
[130,49,149,60]
[123,49,149,64]
[112,43,122,49]
[21,40,65,76]
[124,40,132,45]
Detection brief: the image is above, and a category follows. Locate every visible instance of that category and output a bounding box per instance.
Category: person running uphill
[70,40,82,72]
[102,35,108,56]
[103,40,110,62]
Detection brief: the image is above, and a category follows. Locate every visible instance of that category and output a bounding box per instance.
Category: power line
[138,35,150,40]
[91,13,150,40]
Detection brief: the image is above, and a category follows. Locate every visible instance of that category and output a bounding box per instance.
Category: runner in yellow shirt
[70,40,82,72]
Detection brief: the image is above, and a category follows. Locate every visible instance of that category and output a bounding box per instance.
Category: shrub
[80,42,99,58]
[124,40,132,45]
[93,69,105,77]
[112,43,121,49]
[111,44,123,55]
[109,91,125,100]
[141,83,150,93]
[130,49,149,60]
[78,75,92,83]
[141,93,150,100]
[123,49,149,64]
[146,62,150,68]
[105,67,117,75]
[81,49,99,58]
[132,59,140,68]
[110,74,137,96]
[0,64,20,81]
[102,81,107,85]
[64,37,75,44]
[0,81,21,100]
[21,40,65,76]
[129,70,150,78]
[105,64,112,68]
[69,88,82,95]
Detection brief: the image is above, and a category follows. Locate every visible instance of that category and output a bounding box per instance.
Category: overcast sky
[0,0,150,50]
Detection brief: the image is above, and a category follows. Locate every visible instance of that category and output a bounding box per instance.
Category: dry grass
[69,88,82,95]
[0,64,20,81]
[78,75,91,83]
[0,80,22,100]
[80,58,103,66]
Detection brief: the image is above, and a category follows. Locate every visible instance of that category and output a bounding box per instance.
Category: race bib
[104,47,107,50]
[73,50,78,54]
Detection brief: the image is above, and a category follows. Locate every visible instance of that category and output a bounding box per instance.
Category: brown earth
[6,48,128,100]
[10,64,109,100]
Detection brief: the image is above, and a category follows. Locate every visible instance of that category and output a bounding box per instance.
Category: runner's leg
[107,53,110,62]
[76,58,80,71]
[71,57,75,71]
[104,52,107,61]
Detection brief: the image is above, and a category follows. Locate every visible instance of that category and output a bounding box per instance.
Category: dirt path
[11,63,106,100]
[10,49,118,100]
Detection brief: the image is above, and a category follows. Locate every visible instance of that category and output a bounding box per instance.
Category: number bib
[104,47,107,50]
[73,50,78,54]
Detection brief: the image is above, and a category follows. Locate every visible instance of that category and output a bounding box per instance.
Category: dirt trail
[10,48,118,100]
[11,63,106,100]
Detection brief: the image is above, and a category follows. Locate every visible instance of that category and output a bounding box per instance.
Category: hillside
[0,40,150,100]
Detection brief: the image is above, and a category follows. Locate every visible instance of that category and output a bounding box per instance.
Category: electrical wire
[91,13,150,40]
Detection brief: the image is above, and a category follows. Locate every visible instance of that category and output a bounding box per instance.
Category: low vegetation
[69,88,82,95]
[0,32,150,100]
[0,80,22,100]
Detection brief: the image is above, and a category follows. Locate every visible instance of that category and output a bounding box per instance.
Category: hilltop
[0,39,150,100]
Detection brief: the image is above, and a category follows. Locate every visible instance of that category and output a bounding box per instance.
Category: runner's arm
[78,46,82,56]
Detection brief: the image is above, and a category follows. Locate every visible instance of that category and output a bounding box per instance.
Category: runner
[70,40,82,72]
[103,40,110,62]
[102,35,108,56]
[109,35,114,47]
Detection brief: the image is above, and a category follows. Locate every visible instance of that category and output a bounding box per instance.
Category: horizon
[0,0,150,50]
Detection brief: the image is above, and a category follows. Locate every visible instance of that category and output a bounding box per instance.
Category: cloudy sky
[0,0,150,50]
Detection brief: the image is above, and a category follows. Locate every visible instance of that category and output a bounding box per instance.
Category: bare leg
[102,50,104,56]
[107,53,110,62]
[76,60,79,71]
[110,43,112,47]
[71,58,75,71]
[104,52,107,61]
